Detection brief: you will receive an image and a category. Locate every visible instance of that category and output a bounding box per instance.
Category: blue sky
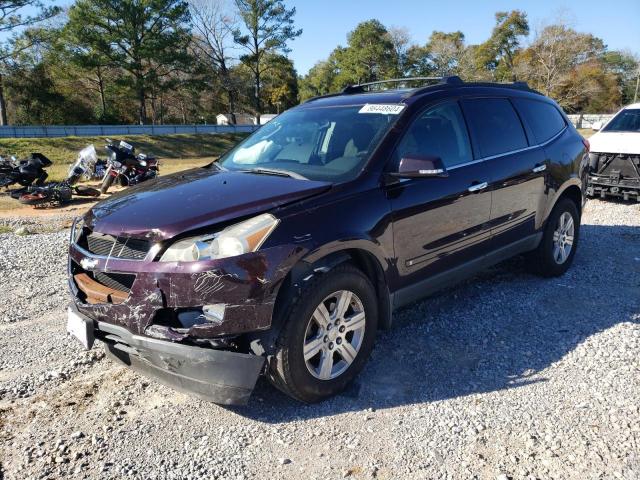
[10,0,640,74]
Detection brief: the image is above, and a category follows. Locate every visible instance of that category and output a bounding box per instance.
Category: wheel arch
[262,243,392,348]
[544,179,583,225]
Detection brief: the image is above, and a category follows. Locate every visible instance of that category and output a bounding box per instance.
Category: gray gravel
[0,199,639,480]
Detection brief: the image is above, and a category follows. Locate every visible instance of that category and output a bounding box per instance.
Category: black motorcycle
[18,146,101,208]
[100,139,159,194]
[0,152,52,189]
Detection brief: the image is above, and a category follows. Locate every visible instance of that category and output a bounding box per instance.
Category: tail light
[582,138,590,153]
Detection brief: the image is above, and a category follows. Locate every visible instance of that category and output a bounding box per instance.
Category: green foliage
[298,19,398,100]
[476,10,529,80]
[66,0,193,124]
[336,19,398,85]
[5,61,94,124]
[261,54,298,112]
[0,1,61,60]
[512,24,632,112]
[233,0,302,119]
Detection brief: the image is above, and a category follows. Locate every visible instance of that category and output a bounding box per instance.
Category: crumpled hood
[86,168,331,240]
[589,131,640,155]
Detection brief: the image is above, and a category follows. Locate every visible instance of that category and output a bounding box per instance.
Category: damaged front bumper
[67,226,307,404]
[68,237,303,339]
[69,304,265,405]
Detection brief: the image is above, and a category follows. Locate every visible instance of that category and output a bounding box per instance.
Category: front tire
[268,264,378,403]
[528,198,580,277]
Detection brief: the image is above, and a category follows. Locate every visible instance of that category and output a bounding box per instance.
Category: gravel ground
[0,199,639,480]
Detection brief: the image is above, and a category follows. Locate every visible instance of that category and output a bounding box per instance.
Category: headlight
[159,213,279,262]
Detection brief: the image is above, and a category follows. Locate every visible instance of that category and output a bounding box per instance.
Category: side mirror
[390,155,448,178]
[592,121,603,131]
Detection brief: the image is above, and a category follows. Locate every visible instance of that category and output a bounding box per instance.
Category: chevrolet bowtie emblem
[80,258,99,270]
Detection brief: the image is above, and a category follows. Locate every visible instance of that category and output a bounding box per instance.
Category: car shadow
[226,222,640,422]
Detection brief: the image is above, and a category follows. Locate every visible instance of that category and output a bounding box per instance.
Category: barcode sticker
[359,104,406,115]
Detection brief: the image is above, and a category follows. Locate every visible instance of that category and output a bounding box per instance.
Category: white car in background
[587,104,640,201]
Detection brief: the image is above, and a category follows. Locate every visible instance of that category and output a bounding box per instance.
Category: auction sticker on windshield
[359,104,406,115]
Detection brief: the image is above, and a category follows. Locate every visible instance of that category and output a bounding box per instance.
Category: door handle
[467,181,488,192]
[532,164,547,173]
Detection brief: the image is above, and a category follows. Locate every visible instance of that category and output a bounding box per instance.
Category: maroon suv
[67,77,588,405]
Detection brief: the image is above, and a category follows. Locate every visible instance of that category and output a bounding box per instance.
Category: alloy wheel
[303,290,366,380]
[552,211,575,265]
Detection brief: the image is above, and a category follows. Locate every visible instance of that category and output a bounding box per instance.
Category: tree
[0,1,60,125]
[190,0,241,122]
[427,31,466,76]
[476,10,529,80]
[59,27,116,121]
[335,20,398,85]
[260,53,296,112]
[388,26,411,75]
[66,0,193,125]
[232,0,301,123]
[3,40,94,125]
[298,58,338,101]
[513,24,614,111]
[601,50,639,105]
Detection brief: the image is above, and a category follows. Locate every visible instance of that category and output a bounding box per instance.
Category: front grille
[86,232,150,260]
[94,272,136,292]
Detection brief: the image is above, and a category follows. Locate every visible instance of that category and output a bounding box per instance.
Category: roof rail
[407,78,537,98]
[342,76,463,94]
[304,76,538,104]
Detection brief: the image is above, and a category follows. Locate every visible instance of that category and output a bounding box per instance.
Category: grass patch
[0,133,248,181]
[0,225,12,233]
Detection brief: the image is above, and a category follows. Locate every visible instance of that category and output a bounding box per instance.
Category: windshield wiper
[244,167,308,180]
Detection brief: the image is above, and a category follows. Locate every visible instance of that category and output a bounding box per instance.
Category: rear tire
[268,264,378,403]
[527,198,580,277]
[100,174,115,194]
[74,185,101,197]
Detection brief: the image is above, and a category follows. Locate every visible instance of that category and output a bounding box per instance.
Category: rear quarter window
[461,98,529,158]
[512,98,566,144]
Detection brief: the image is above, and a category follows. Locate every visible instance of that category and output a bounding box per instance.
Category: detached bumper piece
[74,273,129,304]
[70,306,265,405]
[587,153,640,202]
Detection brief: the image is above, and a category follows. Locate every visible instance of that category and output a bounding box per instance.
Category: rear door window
[512,98,566,143]
[462,98,528,158]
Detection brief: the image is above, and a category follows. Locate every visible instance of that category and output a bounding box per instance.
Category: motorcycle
[0,152,52,189]
[18,145,101,208]
[100,139,159,194]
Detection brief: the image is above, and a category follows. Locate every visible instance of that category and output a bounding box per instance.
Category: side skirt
[391,233,542,310]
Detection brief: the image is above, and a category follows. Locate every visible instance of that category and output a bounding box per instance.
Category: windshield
[603,109,640,132]
[218,104,403,182]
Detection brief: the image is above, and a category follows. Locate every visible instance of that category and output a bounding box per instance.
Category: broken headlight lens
[159,213,279,262]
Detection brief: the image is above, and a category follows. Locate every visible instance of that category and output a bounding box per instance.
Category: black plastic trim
[70,305,265,405]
